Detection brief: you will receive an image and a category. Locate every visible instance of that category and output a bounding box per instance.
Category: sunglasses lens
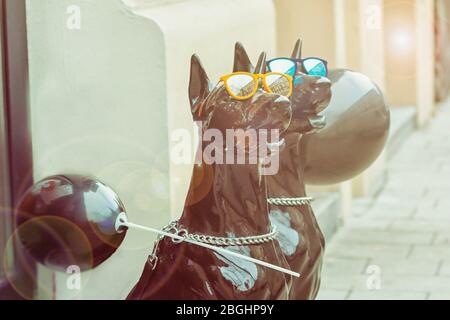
[226,74,256,99]
[303,58,327,77]
[268,59,296,77]
[265,74,291,97]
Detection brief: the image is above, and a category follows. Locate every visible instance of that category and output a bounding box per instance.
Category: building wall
[26,0,276,299]
[277,0,387,201]
[435,0,450,103]
[384,0,417,107]
[415,0,435,126]
[383,0,435,127]
[274,0,336,65]
[130,0,277,218]
[26,0,169,299]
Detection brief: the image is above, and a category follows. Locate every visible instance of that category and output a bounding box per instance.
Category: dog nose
[273,96,292,118]
[274,96,290,104]
[316,77,331,89]
[316,77,331,85]
[272,96,291,114]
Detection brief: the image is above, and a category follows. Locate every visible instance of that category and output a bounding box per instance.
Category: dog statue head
[189,53,292,154]
[189,53,292,134]
[233,40,332,134]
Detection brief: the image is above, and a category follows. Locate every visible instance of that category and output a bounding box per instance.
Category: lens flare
[390,29,413,52]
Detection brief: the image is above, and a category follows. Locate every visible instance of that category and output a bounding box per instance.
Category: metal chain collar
[187,226,278,246]
[166,220,278,247]
[267,197,314,206]
[146,221,278,270]
[146,196,312,269]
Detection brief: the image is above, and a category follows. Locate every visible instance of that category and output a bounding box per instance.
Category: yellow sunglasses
[220,72,293,100]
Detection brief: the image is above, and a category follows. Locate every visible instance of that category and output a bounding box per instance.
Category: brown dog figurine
[234,40,331,300]
[127,53,294,300]
[234,39,390,299]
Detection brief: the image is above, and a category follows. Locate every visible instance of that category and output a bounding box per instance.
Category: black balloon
[16,175,127,272]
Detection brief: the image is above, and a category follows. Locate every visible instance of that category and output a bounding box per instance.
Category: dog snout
[311,76,331,90]
[311,77,332,103]
[248,93,292,132]
[268,95,292,132]
[316,77,331,85]
[260,94,291,115]
[273,96,291,111]
[316,77,331,92]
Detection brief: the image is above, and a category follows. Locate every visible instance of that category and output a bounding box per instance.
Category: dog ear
[291,38,303,59]
[254,52,267,74]
[233,42,254,72]
[189,54,211,120]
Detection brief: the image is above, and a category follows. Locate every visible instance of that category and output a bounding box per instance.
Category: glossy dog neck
[267,133,307,197]
[178,161,272,238]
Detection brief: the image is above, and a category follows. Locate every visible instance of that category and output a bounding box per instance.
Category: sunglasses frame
[267,57,329,77]
[220,72,293,101]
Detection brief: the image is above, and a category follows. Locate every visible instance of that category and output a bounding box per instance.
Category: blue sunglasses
[267,57,329,79]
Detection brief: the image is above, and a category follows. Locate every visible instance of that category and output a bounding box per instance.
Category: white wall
[26,0,276,299]
[131,0,277,217]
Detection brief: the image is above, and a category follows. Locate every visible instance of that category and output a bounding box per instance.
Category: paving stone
[408,245,450,261]
[351,199,375,217]
[439,165,450,174]
[413,214,450,222]
[435,199,450,213]
[382,182,427,196]
[326,243,411,260]
[428,292,450,300]
[413,203,447,220]
[433,233,450,245]
[438,261,450,276]
[364,197,418,219]
[389,220,450,233]
[379,275,450,292]
[366,258,439,276]
[316,289,350,300]
[344,218,392,231]
[426,187,450,199]
[319,273,368,291]
[365,208,416,220]
[320,100,450,300]
[321,257,369,276]
[334,230,434,245]
[348,289,428,300]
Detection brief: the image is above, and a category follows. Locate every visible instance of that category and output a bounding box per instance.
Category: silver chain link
[186,225,278,246]
[160,220,278,247]
[147,220,278,269]
[146,197,310,269]
[267,197,314,206]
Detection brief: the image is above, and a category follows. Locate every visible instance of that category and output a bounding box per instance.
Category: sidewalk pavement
[317,101,450,300]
